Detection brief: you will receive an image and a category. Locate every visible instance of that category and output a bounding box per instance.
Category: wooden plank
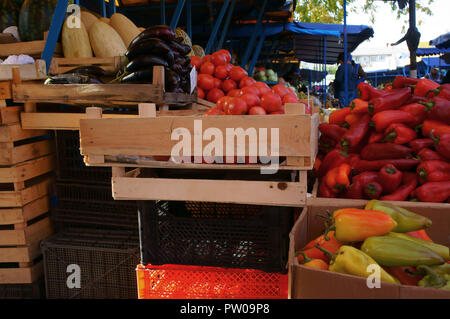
[49,57,120,74]
[112,176,307,206]
[0,260,44,284]
[0,81,12,100]
[0,242,41,263]
[0,195,49,225]
[80,114,314,158]
[0,154,55,183]
[0,175,53,208]
[0,123,48,143]
[0,217,52,246]
[0,39,61,58]
[13,83,164,105]
[0,139,54,165]
[0,106,22,125]
[0,61,46,81]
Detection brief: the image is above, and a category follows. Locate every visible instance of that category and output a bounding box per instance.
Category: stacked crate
[0,79,55,298]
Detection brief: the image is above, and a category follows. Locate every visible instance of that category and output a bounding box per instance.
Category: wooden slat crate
[48,57,123,75]
[0,174,54,208]
[0,60,47,81]
[78,103,319,207]
[0,36,61,59]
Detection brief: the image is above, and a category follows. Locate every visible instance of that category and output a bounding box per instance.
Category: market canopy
[429,32,450,49]
[417,47,450,57]
[299,69,327,83]
[421,56,450,69]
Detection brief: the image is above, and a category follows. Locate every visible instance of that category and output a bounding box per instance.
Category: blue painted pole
[344,0,348,107]
[240,0,268,69]
[161,0,166,25]
[205,0,231,54]
[217,0,236,50]
[101,0,106,17]
[42,0,70,73]
[324,36,327,108]
[186,0,192,39]
[170,0,186,30]
[248,26,267,76]
[107,0,116,17]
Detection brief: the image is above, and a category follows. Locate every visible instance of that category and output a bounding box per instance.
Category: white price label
[190,66,197,95]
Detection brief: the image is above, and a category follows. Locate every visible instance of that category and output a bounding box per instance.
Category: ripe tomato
[214,65,229,79]
[216,96,233,111]
[213,77,222,89]
[197,87,205,99]
[239,76,256,89]
[226,97,248,115]
[229,66,248,82]
[212,52,228,66]
[252,82,271,96]
[217,49,232,63]
[222,79,237,93]
[270,110,285,114]
[206,88,225,104]
[240,86,260,96]
[204,106,225,116]
[240,93,260,108]
[200,62,215,75]
[272,84,291,98]
[282,94,299,104]
[197,74,215,91]
[225,63,233,72]
[261,92,282,112]
[248,106,267,115]
[227,89,242,97]
[202,54,213,64]
[190,56,202,71]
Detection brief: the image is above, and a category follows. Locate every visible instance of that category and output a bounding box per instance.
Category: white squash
[109,13,140,48]
[88,20,127,58]
[80,11,98,32]
[62,18,93,58]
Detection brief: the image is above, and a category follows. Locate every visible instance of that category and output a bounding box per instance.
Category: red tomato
[206,88,225,104]
[217,49,231,63]
[216,96,233,111]
[222,79,237,93]
[248,106,267,115]
[197,74,215,91]
[240,93,260,108]
[282,94,299,104]
[214,65,229,79]
[270,111,285,114]
[212,52,228,66]
[240,86,260,96]
[252,82,271,96]
[261,92,282,112]
[225,63,233,72]
[202,54,213,64]
[200,62,215,75]
[197,87,205,99]
[204,107,225,116]
[227,89,242,97]
[226,97,248,115]
[229,66,248,82]
[213,77,222,89]
[190,56,202,71]
[272,83,291,98]
[239,76,256,89]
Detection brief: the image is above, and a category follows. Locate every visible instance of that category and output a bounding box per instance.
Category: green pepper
[417,265,450,290]
[387,232,449,261]
[361,236,445,267]
[430,263,450,276]
[365,200,432,233]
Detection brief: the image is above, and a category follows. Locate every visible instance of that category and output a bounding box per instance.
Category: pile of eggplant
[121,25,193,93]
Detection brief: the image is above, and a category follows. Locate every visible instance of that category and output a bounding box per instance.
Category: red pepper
[344,112,364,127]
[360,143,413,160]
[379,171,418,201]
[364,182,383,199]
[413,78,440,97]
[368,132,384,144]
[385,266,422,286]
[350,98,369,113]
[378,164,403,195]
[416,160,450,184]
[325,163,351,193]
[383,123,417,145]
[430,131,450,160]
[425,85,450,99]
[399,103,426,127]
[318,180,337,198]
[420,96,450,125]
[368,87,412,113]
[422,120,450,138]
[407,229,433,242]
[317,149,349,178]
[319,123,348,142]
[353,171,379,186]
[357,82,390,101]
[415,181,450,202]
[409,138,434,154]
[342,178,364,199]
[417,148,446,161]
[392,76,420,89]
[384,83,393,91]
[404,94,429,105]
[329,107,352,125]
[319,135,337,154]
[354,158,420,173]
[371,110,416,132]
[340,113,371,150]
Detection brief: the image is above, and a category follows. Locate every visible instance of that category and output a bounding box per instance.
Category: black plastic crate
[55,130,111,184]
[41,228,139,299]
[138,201,293,273]
[50,182,138,231]
[0,278,45,299]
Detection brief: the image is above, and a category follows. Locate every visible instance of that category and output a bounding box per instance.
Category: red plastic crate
[136,264,288,299]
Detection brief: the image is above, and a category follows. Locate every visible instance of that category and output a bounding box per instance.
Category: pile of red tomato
[190,50,301,116]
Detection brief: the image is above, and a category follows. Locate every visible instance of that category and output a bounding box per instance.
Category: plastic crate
[0,278,45,299]
[50,182,138,231]
[138,201,293,273]
[55,130,110,184]
[136,264,288,299]
[41,228,139,299]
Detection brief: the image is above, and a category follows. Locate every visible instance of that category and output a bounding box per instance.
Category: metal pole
[324,36,327,108]
[107,0,116,17]
[101,0,106,17]
[205,0,231,54]
[248,26,267,76]
[409,0,417,78]
[217,0,236,50]
[170,0,186,30]
[186,0,192,39]
[161,0,166,25]
[344,0,348,107]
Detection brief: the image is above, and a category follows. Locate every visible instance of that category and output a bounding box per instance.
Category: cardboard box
[289,203,450,299]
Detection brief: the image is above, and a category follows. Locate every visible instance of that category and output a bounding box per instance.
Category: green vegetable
[0,0,19,32]
[19,0,58,42]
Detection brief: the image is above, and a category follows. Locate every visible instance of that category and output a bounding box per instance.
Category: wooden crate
[78,103,318,206]
[48,57,123,75]
[0,60,47,81]
[0,38,61,59]
[0,174,54,208]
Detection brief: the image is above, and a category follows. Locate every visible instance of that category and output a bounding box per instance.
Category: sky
[349,0,450,53]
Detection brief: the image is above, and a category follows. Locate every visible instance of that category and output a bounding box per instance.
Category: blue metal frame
[107,0,116,17]
[248,25,267,75]
[217,0,236,50]
[205,0,231,54]
[170,0,186,30]
[161,0,166,25]
[186,0,192,39]
[100,0,106,17]
[344,0,348,107]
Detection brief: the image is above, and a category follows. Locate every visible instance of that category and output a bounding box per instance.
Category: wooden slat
[0,60,46,81]
[0,195,49,225]
[0,242,41,263]
[0,123,48,143]
[0,81,12,100]
[0,154,55,183]
[0,175,53,208]
[0,260,44,284]
[0,106,22,125]
[112,176,307,207]
[49,57,120,74]
[0,217,53,246]
[0,39,61,57]
[0,139,54,165]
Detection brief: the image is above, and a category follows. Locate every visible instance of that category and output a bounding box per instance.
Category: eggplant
[63,65,106,78]
[165,68,180,87]
[129,25,175,48]
[126,38,173,60]
[120,69,154,84]
[44,73,90,84]
[170,63,183,75]
[126,55,169,73]
[168,40,191,56]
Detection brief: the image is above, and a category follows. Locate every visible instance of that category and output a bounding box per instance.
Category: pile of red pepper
[315,77,450,203]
